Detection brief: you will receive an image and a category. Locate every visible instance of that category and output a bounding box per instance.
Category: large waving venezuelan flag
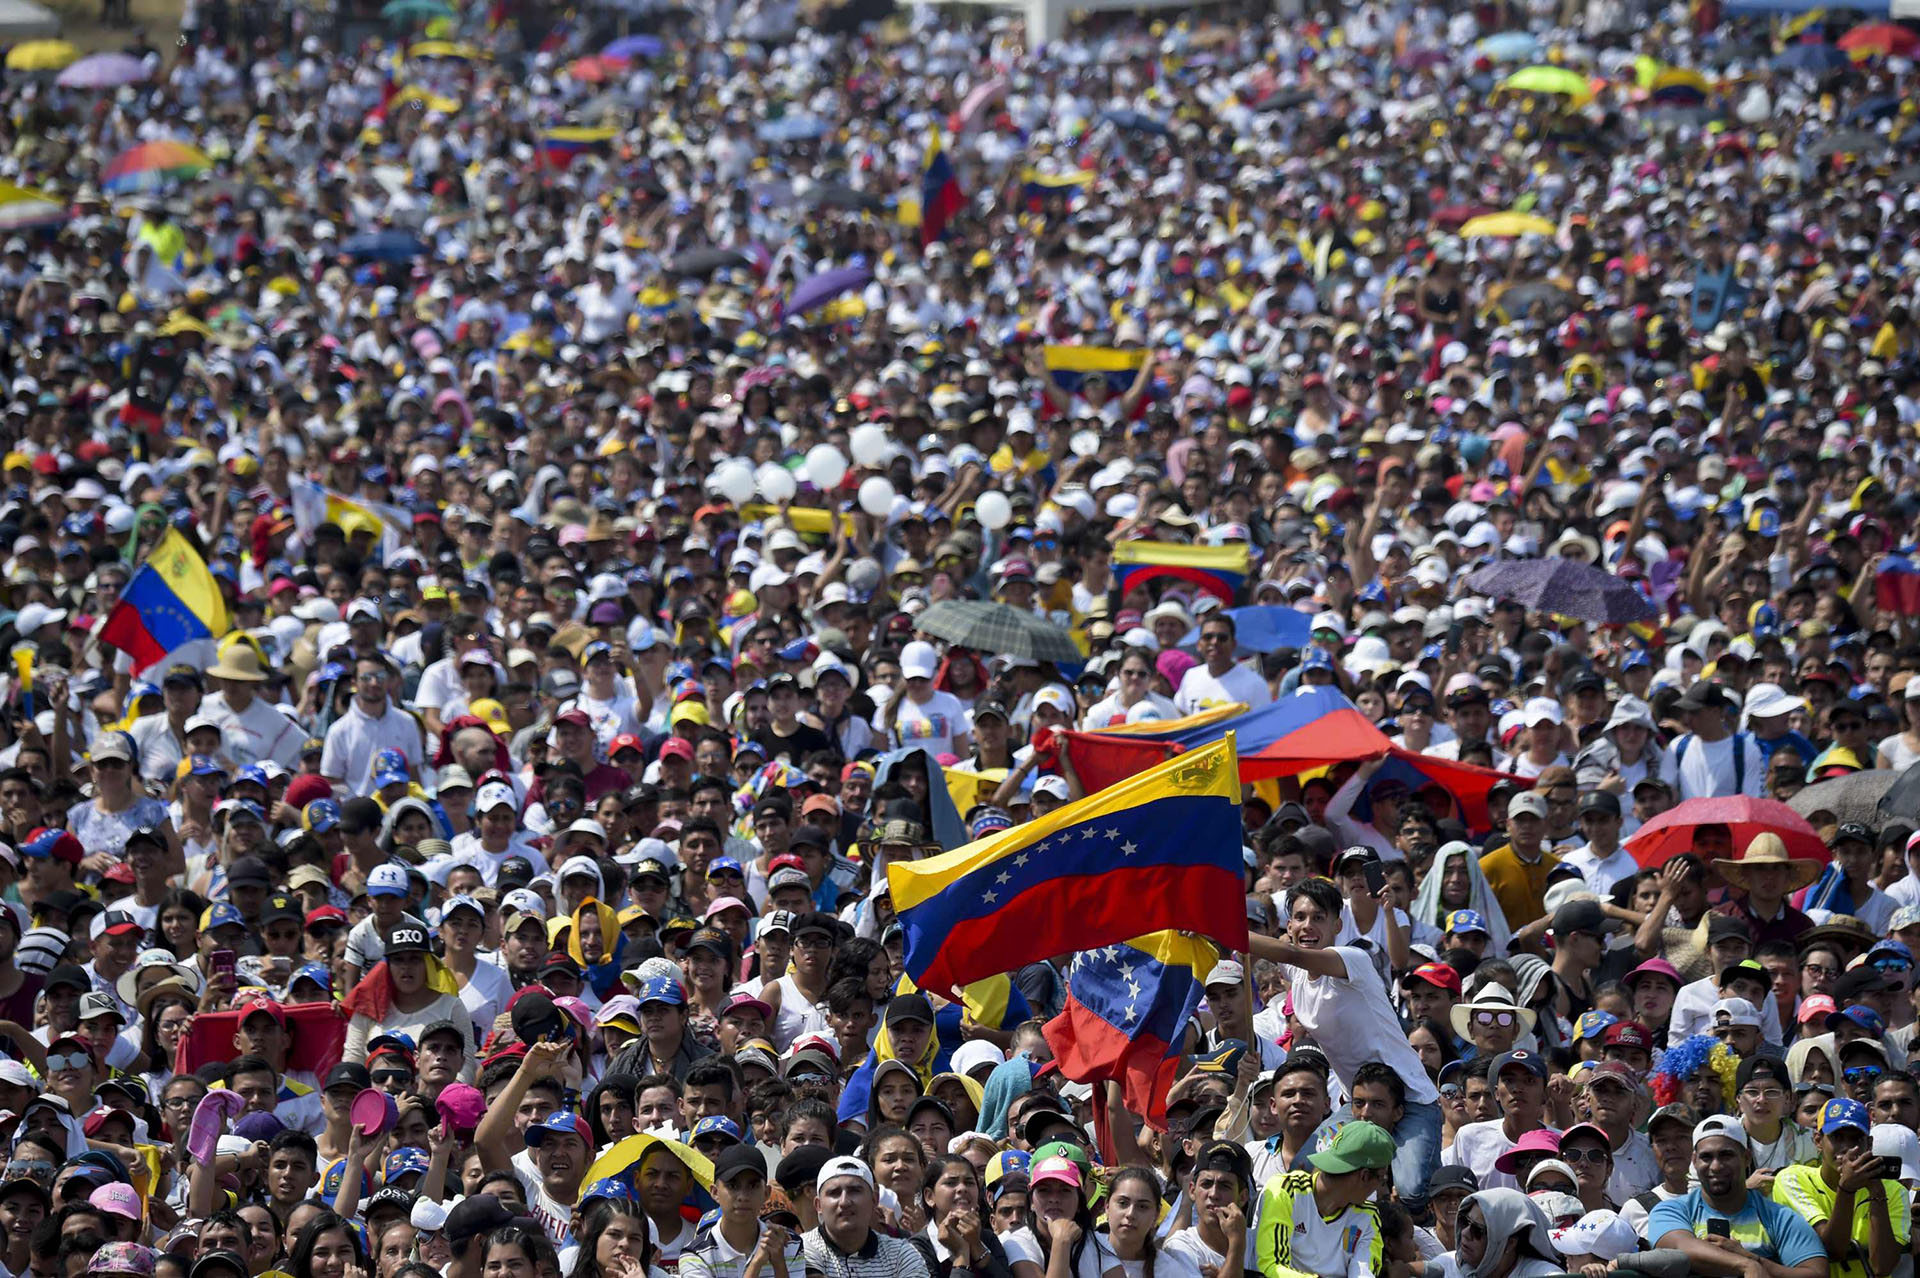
[889,737,1248,997]
[97,529,230,675]
[1111,539,1250,605]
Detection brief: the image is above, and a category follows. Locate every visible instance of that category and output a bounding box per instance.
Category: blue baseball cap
[637,975,685,1007]
[705,857,745,879]
[1870,940,1914,964]
[583,641,614,664]
[374,770,410,790]
[701,654,733,674]
[383,1147,431,1182]
[1827,1005,1887,1036]
[290,962,333,994]
[1820,1097,1872,1135]
[374,749,408,775]
[1301,649,1335,672]
[1572,1010,1619,1042]
[525,1111,593,1148]
[969,807,1014,839]
[186,755,227,778]
[225,799,266,825]
[1447,909,1490,936]
[233,764,271,789]
[129,681,160,702]
[305,799,342,832]
[203,902,245,931]
[692,1116,742,1143]
[322,1160,349,1196]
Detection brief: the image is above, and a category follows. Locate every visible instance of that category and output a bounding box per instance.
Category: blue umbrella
[1465,558,1656,625]
[781,264,871,319]
[1100,108,1169,136]
[1774,43,1851,72]
[1476,31,1541,61]
[756,114,828,143]
[1848,93,1901,124]
[603,34,663,59]
[1177,606,1314,657]
[343,230,428,262]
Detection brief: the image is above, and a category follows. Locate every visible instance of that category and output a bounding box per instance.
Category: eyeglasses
[1845,1066,1885,1085]
[1740,1086,1786,1102]
[46,1052,90,1072]
[1473,1010,1517,1027]
[1559,1147,1611,1166]
[1803,963,1839,977]
[161,1095,205,1110]
[355,672,386,684]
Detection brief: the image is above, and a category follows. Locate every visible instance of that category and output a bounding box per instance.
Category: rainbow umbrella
[0,182,64,230]
[5,40,79,71]
[102,140,211,194]
[56,51,147,88]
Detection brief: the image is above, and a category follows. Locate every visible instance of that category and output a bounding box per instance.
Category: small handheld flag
[919,126,963,249]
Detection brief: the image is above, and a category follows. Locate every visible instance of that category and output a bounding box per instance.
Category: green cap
[1307,1121,1395,1175]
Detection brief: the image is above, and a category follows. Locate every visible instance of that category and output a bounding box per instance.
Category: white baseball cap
[817,1156,875,1191]
[1523,696,1564,726]
[475,782,516,813]
[900,641,938,681]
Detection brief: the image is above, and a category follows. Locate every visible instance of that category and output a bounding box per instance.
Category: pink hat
[435,1082,486,1132]
[1493,1129,1563,1174]
[704,896,751,921]
[89,1183,144,1222]
[1799,994,1838,1024]
[1624,957,1682,990]
[1030,1156,1082,1189]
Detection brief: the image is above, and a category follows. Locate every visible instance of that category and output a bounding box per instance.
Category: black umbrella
[1492,281,1578,321]
[665,248,751,277]
[1809,129,1888,158]
[800,182,883,213]
[1879,762,1920,822]
[1464,558,1657,625]
[913,601,1083,663]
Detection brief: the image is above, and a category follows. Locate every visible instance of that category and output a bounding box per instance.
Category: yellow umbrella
[1459,211,1559,238]
[6,40,80,71]
[1501,65,1594,102]
[407,40,488,59]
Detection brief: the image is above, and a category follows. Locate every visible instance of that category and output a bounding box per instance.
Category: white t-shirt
[1558,844,1640,896]
[1282,945,1438,1105]
[879,689,968,755]
[1102,1238,1200,1278]
[1659,732,1764,800]
[1441,1119,1547,1191]
[1175,662,1272,715]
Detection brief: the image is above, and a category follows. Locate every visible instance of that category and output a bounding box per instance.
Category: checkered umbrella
[914,600,1083,663]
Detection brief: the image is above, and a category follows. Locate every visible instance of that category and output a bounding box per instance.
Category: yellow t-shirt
[1773,1162,1911,1278]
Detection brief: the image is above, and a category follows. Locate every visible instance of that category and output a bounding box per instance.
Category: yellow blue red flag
[97,529,230,674]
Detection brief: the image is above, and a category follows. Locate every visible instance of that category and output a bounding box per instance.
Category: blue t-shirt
[1645,1188,1825,1267]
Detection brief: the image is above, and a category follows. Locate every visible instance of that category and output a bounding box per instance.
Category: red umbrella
[1432,203,1495,229]
[1838,22,1919,57]
[1625,796,1830,871]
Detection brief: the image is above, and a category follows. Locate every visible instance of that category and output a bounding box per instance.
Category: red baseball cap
[660,738,694,762]
[1602,1021,1652,1049]
[609,733,644,758]
[237,997,286,1026]
[1400,962,1461,995]
[554,709,592,729]
[306,905,349,930]
[102,862,136,885]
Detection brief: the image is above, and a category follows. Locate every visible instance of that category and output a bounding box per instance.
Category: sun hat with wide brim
[1713,832,1822,893]
[1449,985,1539,1040]
[206,645,269,682]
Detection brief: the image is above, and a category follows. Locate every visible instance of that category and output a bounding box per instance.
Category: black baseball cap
[713,1144,769,1184]
[46,964,89,993]
[884,993,934,1027]
[324,1062,371,1093]
[775,1144,832,1195]
[1577,791,1621,817]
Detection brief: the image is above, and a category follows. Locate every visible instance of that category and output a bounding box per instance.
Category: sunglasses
[46,1052,90,1072]
[1559,1147,1611,1165]
[1459,1217,1486,1242]
[1473,1010,1517,1027]
[372,1069,414,1085]
[1846,1066,1886,1084]
[4,1161,52,1182]
[1873,958,1913,975]
[1439,1084,1463,1100]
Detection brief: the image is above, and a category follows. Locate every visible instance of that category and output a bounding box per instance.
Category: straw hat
[1449,984,1539,1040]
[1713,832,1821,893]
[207,644,268,682]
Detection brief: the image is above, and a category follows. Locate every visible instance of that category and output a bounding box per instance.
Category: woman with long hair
[1408,1016,1459,1082]
[861,1124,927,1232]
[137,983,198,1087]
[154,888,206,963]
[289,1211,367,1278]
[827,939,893,1012]
[1100,1167,1184,1278]
[679,927,735,1043]
[567,1198,656,1278]
[1004,1155,1122,1278]
[341,925,474,1063]
[913,1154,1016,1278]
[866,1060,924,1133]
[482,1225,563,1278]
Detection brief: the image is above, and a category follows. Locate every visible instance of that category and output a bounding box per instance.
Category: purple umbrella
[1465,558,1656,625]
[603,34,663,60]
[780,264,871,320]
[56,52,147,89]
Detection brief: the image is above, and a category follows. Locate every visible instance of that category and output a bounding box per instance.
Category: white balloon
[714,461,754,505]
[805,444,849,490]
[975,490,1012,530]
[757,463,798,503]
[858,476,896,517]
[849,424,890,467]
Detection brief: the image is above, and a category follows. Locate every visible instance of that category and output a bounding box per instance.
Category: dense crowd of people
[2,0,1920,1276]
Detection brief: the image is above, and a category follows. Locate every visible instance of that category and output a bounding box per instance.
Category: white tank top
[772,974,825,1052]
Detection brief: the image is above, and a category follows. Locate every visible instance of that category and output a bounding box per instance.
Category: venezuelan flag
[1059,703,1247,795]
[889,737,1248,997]
[919,126,963,249]
[1877,556,1920,616]
[541,127,616,168]
[1110,538,1249,605]
[580,1133,715,1222]
[1649,68,1710,105]
[1042,344,1146,394]
[97,529,230,675]
[1021,167,1093,211]
[1043,930,1216,1127]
